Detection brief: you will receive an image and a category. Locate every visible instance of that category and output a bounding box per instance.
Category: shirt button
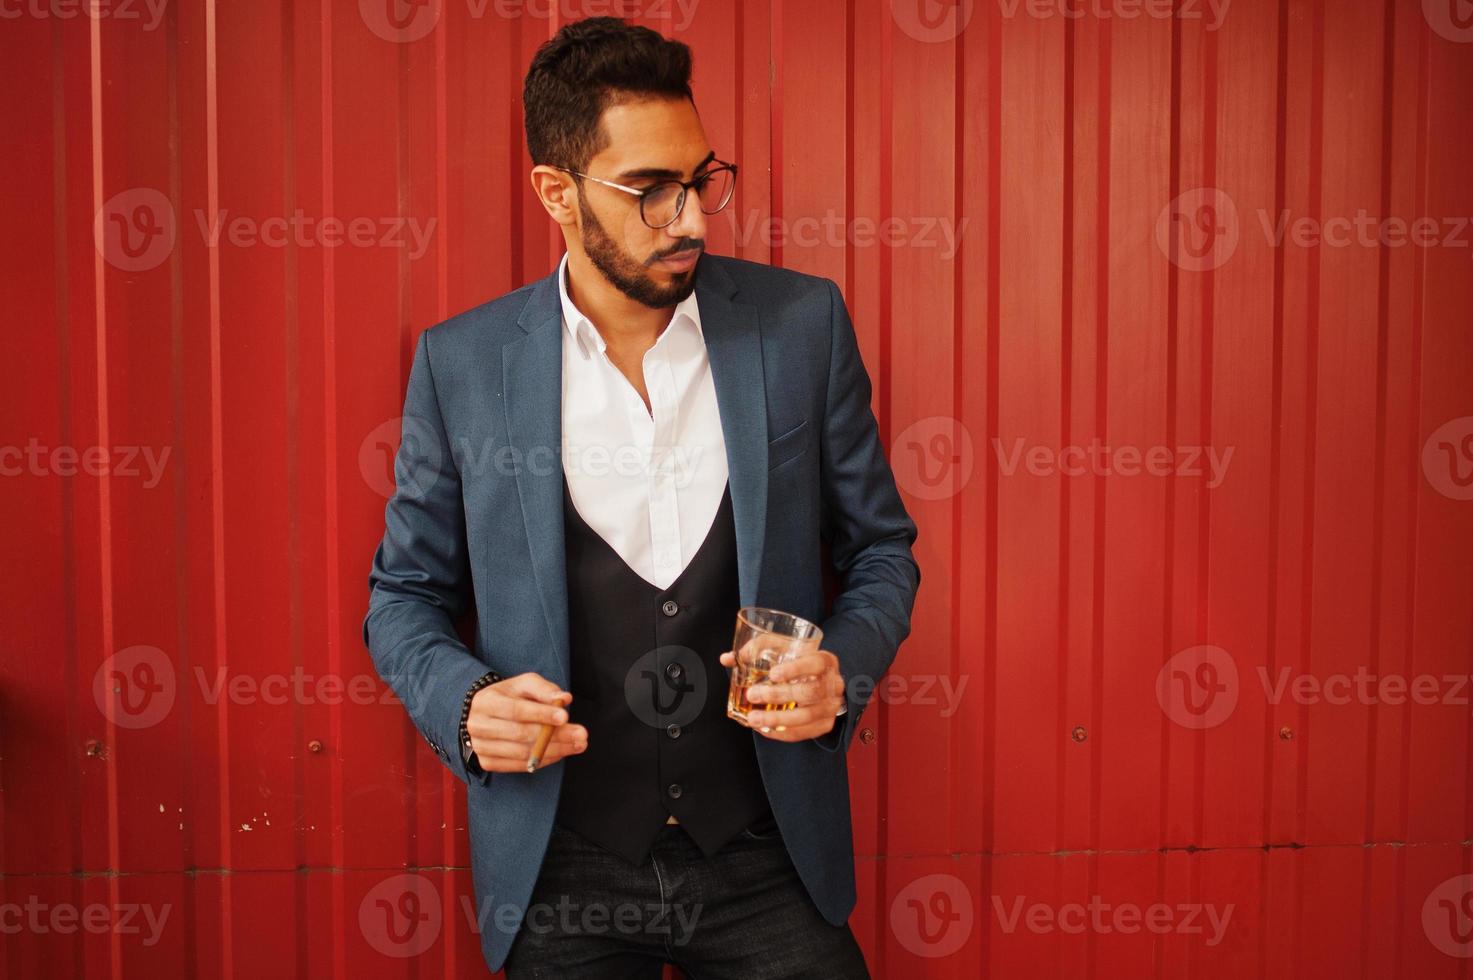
[661,600,680,617]
[667,783,683,799]
[665,662,683,681]
[666,723,682,739]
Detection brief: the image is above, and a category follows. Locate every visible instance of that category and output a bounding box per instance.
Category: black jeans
[503,815,872,979]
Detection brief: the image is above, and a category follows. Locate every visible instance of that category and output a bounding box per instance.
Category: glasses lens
[641,182,684,228]
[697,167,735,214]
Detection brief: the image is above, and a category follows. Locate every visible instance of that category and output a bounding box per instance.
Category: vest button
[661,600,680,617]
[665,662,683,680]
[666,723,682,739]
[667,783,683,799]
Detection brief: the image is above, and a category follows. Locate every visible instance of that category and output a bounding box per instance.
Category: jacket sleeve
[812,279,922,754]
[362,329,493,786]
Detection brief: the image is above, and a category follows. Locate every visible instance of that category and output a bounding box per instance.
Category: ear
[530,166,579,227]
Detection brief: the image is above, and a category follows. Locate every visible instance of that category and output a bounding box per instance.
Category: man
[363,16,920,978]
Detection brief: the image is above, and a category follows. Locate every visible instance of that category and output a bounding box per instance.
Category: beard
[579,192,701,309]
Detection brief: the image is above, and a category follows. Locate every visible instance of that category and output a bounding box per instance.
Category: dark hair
[523,17,694,172]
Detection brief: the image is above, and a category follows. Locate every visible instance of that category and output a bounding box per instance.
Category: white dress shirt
[558,252,731,591]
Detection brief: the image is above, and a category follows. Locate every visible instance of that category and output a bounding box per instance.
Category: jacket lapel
[501,256,769,689]
[694,258,770,609]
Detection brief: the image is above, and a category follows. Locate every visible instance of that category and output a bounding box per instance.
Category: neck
[564,251,676,350]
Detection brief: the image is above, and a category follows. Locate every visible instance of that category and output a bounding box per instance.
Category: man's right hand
[465,672,589,773]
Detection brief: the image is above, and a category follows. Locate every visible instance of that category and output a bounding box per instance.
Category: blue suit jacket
[363,253,921,973]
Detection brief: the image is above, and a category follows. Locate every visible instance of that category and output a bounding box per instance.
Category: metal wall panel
[2,0,1470,976]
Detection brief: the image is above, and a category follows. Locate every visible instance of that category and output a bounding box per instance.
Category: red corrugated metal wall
[4,0,1471,976]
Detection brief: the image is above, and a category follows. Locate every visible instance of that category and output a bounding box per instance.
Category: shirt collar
[557,252,704,359]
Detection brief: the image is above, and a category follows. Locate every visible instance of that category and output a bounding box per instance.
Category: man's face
[574,97,714,309]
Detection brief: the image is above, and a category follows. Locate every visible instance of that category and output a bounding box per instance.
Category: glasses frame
[556,160,739,229]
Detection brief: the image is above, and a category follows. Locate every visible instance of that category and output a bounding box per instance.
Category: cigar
[526,723,556,773]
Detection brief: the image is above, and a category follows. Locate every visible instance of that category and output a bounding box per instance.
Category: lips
[657,250,701,271]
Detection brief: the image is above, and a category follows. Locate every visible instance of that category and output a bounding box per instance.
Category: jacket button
[667,783,683,799]
[661,600,680,617]
[665,662,683,680]
[666,724,682,739]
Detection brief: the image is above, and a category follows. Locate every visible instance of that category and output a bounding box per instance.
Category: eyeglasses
[556,161,739,229]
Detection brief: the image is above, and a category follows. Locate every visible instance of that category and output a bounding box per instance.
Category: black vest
[554,476,774,865]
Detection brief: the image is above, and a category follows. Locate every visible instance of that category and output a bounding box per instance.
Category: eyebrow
[614,150,718,182]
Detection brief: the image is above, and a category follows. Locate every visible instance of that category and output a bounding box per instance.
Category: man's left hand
[720,648,847,741]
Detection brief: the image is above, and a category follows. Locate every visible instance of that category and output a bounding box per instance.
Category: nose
[665,188,707,244]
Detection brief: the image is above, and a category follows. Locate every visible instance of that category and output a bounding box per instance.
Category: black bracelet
[459,670,503,771]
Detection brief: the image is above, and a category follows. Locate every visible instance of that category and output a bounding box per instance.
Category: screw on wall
[1071,726,1088,743]
[859,728,876,745]
[1279,727,1293,741]
[308,740,324,754]
[84,739,107,760]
